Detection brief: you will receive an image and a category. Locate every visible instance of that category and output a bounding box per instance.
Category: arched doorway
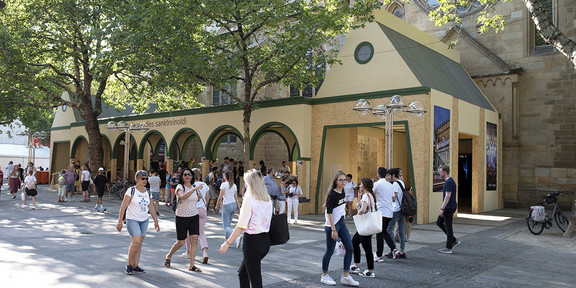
[169,128,203,171]
[205,125,244,169]
[138,130,168,171]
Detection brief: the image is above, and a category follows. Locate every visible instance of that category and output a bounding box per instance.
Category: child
[58,169,66,202]
[22,169,38,209]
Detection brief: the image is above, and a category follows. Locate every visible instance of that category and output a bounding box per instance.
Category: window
[212,84,237,106]
[290,50,325,98]
[534,0,553,47]
[220,135,237,146]
[354,42,374,64]
[530,0,556,55]
[387,2,405,19]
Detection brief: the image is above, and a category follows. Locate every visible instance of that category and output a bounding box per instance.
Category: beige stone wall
[402,0,576,209]
[253,133,291,171]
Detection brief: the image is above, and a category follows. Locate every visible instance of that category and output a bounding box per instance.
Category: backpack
[204,175,211,185]
[58,174,66,185]
[398,181,417,217]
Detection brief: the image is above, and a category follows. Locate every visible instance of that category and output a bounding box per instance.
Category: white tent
[0,144,50,171]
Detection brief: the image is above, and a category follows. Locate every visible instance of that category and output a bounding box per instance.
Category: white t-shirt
[220,181,237,205]
[81,170,91,182]
[175,184,199,217]
[194,181,209,209]
[125,187,151,221]
[391,181,403,212]
[344,181,356,198]
[288,185,303,198]
[373,178,395,218]
[148,175,161,193]
[237,194,273,234]
[24,175,37,189]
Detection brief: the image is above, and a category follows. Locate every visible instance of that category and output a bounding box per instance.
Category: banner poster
[486,122,497,190]
[433,106,450,192]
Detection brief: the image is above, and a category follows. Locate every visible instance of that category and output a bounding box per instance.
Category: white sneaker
[21,204,26,209]
[349,265,361,274]
[181,252,190,258]
[360,270,375,278]
[31,205,36,210]
[320,274,337,286]
[374,256,384,263]
[341,275,359,286]
[392,249,399,259]
[438,248,453,254]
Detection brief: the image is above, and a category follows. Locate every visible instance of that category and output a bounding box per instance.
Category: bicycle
[108,178,130,200]
[526,192,570,235]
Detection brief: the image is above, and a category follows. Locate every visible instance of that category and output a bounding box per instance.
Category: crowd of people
[3,157,458,288]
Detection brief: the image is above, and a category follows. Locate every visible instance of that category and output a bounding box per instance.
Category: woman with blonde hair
[220,169,273,288]
[321,171,359,286]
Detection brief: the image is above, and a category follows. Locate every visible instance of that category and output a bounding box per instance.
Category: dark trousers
[376,216,395,257]
[352,232,374,270]
[436,208,457,249]
[238,232,270,288]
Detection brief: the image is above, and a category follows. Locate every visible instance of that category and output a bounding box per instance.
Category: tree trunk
[242,103,252,166]
[84,111,104,171]
[524,0,576,67]
[562,193,576,238]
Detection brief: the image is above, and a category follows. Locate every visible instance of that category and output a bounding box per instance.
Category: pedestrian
[219,168,273,288]
[280,160,290,174]
[163,168,205,272]
[387,168,406,258]
[9,166,20,199]
[93,167,108,212]
[64,164,76,202]
[116,170,160,275]
[277,176,289,214]
[18,164,25,187]
[344,174,357,217]
[437,164,460,254]
[21,169,38,209]
[373,167,398,262]
[80,165,91,202]
[216,170,241,247]
[57,169,66,202]
[158,163,167,203]
[148,169,161,216]
[167,170,180,207]
[286,179,303,224]
[321,171,359,286]
[350,178,376,278]
[6,161,14,180]
[0,166,3,199]
[263,168,278,212]
[192,168,210,264]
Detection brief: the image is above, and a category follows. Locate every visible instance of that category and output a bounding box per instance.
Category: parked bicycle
[527,192,570,235]
[108,178,130,200]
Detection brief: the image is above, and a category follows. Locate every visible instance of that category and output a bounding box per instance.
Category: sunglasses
[183,173,192,176]
[139,177,148,180]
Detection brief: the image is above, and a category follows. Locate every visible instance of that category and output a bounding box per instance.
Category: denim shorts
[151,192,161,201]
[126,219,149,237]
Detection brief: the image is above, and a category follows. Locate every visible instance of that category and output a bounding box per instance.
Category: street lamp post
[107,121,149,180]
[353,95,426,169]
[18,131,47,165]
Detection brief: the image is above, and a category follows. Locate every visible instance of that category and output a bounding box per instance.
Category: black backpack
[398,181,417,217]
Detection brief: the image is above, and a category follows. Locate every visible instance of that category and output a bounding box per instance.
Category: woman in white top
[116,170,160,275]
[80,165,91,202]
[220,169,273,288]
[182,168,211,263]
[286,179,303,224]
[350,178,377,278]
[216,171,240,243]
[164,168,205,272]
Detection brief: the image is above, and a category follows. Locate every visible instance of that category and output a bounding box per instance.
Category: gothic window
[212,84,237,106]
[415,0,486,17]
[387,2,405,19]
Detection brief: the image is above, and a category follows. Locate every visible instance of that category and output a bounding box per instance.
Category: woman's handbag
[353,195,382,236]
[269,212,290,245]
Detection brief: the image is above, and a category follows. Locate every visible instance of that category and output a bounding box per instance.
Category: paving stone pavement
[0,185,575,287]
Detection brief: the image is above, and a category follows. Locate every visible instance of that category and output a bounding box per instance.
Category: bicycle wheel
[527,214,545,235]
[554,210,570,232]
[109,186,119,200]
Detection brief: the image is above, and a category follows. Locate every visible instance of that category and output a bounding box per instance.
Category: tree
[113,0,382,164]
[0,1,195,170]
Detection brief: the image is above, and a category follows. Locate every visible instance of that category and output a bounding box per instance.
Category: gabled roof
[380,23,494,111]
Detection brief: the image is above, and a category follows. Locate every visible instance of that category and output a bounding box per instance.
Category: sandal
[188,265,202,272]
[202,256,209,264]
[164,258,171,268]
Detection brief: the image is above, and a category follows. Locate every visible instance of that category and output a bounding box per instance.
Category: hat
[98,167,104,171]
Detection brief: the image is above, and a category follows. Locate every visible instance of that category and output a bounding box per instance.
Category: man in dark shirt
[158,163,168,203]
[93,168,108,212]
[437,164,460,254]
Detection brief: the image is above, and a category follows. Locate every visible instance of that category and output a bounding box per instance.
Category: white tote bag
[353,195,382,236]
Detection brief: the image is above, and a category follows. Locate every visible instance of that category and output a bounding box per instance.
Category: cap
[98,167,104,171]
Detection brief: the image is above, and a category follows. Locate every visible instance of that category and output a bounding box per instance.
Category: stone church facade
[389,0,575,208]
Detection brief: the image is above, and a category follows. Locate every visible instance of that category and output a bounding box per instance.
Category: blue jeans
[126,219,149,237]
[222,202,237,239]
[388,211,405,251]
[322,216,353,273]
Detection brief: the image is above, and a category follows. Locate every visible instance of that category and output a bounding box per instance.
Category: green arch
[111,132,137,159]
[204,125,244,159]
[137,130,168,159]
[70,135,88,159]
[250,122,301,161]
[169,128,204,160]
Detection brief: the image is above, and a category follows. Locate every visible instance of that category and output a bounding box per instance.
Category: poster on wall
[433,106,450,192]
[486,122,497,190]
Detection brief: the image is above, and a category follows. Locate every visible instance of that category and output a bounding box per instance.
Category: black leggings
[352,232,374,270]
[239,232,270,288]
